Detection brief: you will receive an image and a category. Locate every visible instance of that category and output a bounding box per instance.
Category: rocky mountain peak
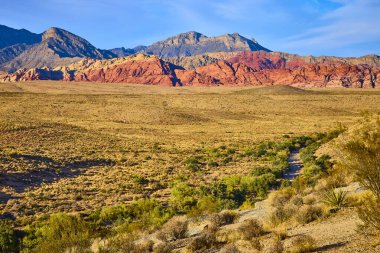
[159,31,208,46]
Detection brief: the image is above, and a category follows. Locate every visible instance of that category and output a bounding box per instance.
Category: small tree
[337,118,380,234]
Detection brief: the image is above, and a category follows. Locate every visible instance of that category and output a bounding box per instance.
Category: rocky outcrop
[1,54,379,88]
[74,56,182,86]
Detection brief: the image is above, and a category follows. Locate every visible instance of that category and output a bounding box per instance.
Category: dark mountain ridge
[0,25,41,49]
[0,27,116,72]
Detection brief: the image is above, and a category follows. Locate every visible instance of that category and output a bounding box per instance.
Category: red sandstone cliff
[1,53,379,88]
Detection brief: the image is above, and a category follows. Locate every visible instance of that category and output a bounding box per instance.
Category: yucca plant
[323,190,348,209]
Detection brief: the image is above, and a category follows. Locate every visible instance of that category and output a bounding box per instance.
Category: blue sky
[0,0,379,56]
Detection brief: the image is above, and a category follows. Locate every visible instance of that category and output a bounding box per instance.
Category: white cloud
[283,0,380,53]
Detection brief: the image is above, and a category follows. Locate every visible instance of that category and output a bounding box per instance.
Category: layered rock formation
[1,53,379,88]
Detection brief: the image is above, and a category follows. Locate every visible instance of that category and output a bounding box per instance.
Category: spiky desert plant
[323,190,347,209]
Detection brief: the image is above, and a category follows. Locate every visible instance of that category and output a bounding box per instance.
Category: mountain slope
[0,25,41,49]
[1,27,116,72]
[111,31,270,58]
[0,44,33,65]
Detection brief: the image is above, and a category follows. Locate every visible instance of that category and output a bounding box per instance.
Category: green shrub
[189,195,222,217]
[0,220,18,253]
[23,213,91,253]
[171,183,198,212]
[185,156,203,172]
[251,167,272,177]
[132,175,149,185]
[90,198,173,233]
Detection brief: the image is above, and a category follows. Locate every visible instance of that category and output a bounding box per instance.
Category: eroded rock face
[1,53,379,88]
[74,58,182,86]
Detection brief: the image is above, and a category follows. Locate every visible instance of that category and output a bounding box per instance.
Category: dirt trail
[284,149,302,181]
[236,149,302,223]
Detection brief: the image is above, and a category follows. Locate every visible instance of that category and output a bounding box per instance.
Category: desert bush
[153,242,171,253]
[0,220,18,253]
[315,173,348,192]
[266,206,295,227]
[290,195,304,206]
[266,237,283,253]
[268,188,295,207]
[302,194,316,205]
[295,205,324,224]
[336,118,380,233]
[251,238,263,251]
[210,211,239,227]
[357,194,380,233]
[290,235,317,253]
[98,233,137,253]
[322,190,348,209]
[237,219,265,240]
[219,243,241,253]
[187,231,217,252]
[157,217,188,242]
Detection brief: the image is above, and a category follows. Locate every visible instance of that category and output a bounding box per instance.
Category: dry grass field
[1,82,380,220]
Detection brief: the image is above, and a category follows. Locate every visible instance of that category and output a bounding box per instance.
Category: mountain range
[110,31,270,58]
[0,25,379,88]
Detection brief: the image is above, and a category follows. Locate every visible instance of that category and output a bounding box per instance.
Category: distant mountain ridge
[0,25,41,49]
[110,31,270,58]
[0,25,116,73]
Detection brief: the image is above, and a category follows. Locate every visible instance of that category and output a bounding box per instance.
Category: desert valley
[0,3,380,252]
